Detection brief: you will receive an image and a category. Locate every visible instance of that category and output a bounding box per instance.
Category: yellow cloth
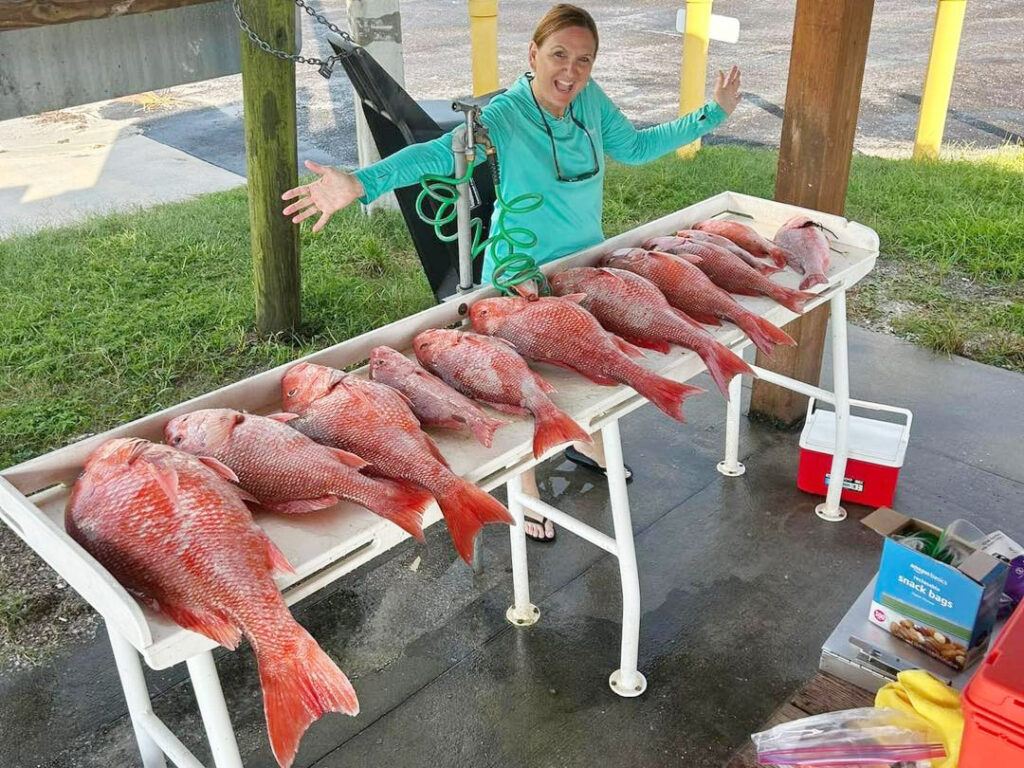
[875,669,964,768]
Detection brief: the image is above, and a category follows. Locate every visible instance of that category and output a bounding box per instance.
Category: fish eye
[418,342,429,350]
[171,435,182,445]
[286,388,298,398]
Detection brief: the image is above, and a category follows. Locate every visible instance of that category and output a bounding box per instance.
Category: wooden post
[748,0,875,427]
[240,0,300,334]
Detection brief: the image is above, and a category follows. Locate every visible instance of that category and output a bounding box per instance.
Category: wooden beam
[239,0,300,334]
[749,0,875,427]
[0,0,218,30]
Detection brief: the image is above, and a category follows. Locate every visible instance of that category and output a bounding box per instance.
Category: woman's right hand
[282,160,365,233]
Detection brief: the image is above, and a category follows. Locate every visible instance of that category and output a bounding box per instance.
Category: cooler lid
[963,605,1024,721]
[799,408,910,467]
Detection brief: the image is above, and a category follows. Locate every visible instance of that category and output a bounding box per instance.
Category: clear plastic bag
[751,707,946,767]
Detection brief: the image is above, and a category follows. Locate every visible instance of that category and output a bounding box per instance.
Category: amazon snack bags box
[863,507,1008,671]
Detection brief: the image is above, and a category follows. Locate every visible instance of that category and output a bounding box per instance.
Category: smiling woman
[280,3,742,540]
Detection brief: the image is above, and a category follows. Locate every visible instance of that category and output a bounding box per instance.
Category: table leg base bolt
[815,503,847,522]
[506,604,540,626]
[717,461,746,477]
[609,669,647,697]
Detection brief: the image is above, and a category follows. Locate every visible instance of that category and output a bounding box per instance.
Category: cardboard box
[863,507,1009,671]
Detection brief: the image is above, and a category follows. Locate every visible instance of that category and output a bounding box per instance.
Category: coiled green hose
[415,164,545,295]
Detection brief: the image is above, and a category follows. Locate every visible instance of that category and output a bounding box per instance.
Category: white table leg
[602,420,648,697]
[816,288,850,522]
[717,370,746,476]
[505,472,540,626]
[186,652,244,768]
[106,623,167,768]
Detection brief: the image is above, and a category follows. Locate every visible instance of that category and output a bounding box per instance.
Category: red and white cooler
[797,398,912,509]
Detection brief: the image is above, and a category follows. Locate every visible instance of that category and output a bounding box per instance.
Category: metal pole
[677,0,712,158]
[468,0,499,96]
[816,288,849,522]
[187,652,245,768]
[717,370,746,476]
[106,624,168,768]
[913,0,968,160]
[505,472,540,626]
[603,420,647,697]
[452,118,475,293]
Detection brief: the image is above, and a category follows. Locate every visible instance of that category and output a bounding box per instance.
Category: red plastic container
[960,604,1024,768]
[797,398,912,508]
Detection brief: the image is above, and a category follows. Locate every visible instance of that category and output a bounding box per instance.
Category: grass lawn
[1,145,1022,473]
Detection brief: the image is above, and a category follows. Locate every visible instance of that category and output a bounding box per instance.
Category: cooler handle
[806,397,914,455]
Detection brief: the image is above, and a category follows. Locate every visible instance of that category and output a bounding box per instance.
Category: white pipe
[186,653,245,768]
[748,366,836,405]
[717,370,746,476]
[452,122,475,292]
[106,624,168,768]
[512,492,618,555]
[817,289,850,522]
[602,420,647,696]
[138,713,206,768]
[505,473,539,625]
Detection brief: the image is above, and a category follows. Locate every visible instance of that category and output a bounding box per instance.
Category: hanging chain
[232,0,356,78]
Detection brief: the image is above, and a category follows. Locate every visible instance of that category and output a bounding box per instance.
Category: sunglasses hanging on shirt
[526,72,601,183]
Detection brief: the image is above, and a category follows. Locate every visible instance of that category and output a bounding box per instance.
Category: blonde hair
[532,4,599,53]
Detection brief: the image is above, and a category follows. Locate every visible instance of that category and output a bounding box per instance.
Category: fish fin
[631,371,704,423]
[387,387,418,412]
[681,311,722,326]
[142,457,179,505]
[367,479,430,542]
[531,370,557,394]
[646,249,690,267]
[558,292,588,304]
[756,262,785,276]
[695,341,753,399]
[260,530,296,575]
[233,486,263,505]
[595,267,627,283]
[799,273,829,291]
[435,477,513,564]
[259,628,359,768]
[612,335,646,358]
[654,248,701,265]
[327,448,369,470]
[196,456,240,484]
[533,357,618,385]
[767,247,792,268]
[734,312,797,356]
[775,287,819,314]
[266,412,300,423]
[512,280,540,300]
[423,435,451,469]
[620,335,673,354]
[262,496,339,516]
[669,307,708,330]
[482,401,531,416]
[532,403,591,459]
[161,603,242,650]
[468,415,507,449]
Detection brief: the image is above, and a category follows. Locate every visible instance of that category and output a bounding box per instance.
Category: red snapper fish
[649,232,781,275]
[164,408,430,540]
[369,345,507,448]
[548,267,752,399]
[413,328,590,459]
[280,362,512,564]
[656,239,818,313]
[693,219,793,267]
[774,216,832,290]
[600,248,796,357]
[469,296,703,423]
[65,438,357,768]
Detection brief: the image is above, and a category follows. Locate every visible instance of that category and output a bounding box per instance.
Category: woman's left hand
[713,65,742,116]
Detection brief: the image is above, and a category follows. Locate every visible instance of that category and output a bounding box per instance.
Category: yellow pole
[468,0,499,96]
[677,0,712,159]
[913,0,968,161]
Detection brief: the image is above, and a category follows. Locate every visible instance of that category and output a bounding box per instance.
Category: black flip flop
[523,515,557,544]
[564,445,634,483]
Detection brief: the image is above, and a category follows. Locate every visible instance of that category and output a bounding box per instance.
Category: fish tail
[258,627,359,768]
[735,311,796,357]
[369,479,432,542]
[435,476,514,564]
[695,340,754,399]
[533,402,591,459]
[775,286,819,314]
[799,273,829,291]
[630,370,703,422]
[468,413,508,449]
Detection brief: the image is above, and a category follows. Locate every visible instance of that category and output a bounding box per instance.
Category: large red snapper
[774,216,832,290]
[656,240,818,313]
[164,408,430,541]
[693,219,793,268]
[599,248,796,357]
[548,267,752,399]
[369,345,507,448]
[65,438,357,768]
[412,328,590,459]
[469,296,703,423]
[280,362,512,565]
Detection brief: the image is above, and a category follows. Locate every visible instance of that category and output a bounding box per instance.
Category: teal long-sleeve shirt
[354,74,727,284]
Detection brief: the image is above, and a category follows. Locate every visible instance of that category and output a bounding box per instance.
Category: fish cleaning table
[0,192,878,768]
